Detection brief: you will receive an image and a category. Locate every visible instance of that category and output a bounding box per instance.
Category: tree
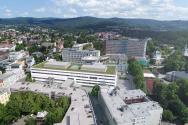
[168,99,188,123]
[27,45,39,54]
[93,41,104,54]
[91,85,100,97]
[0,66,5,74]
[0,92,70,124]
[63,35,75,48]
[77,32,87,43]
[45,112,56,125]
[128,59,146,92]
[153,79,188,123]
[15,43,26,51]
[164,51,185,72]
[185,62,188,73]
[34,56,44,64]
[25,72,33,82]
[163,110,175,122]
[0,104,6,124]
[6,93,23,119]
[21,99,34,115]
[146,40,156,57]
[25,118,36,125]
[176,79,188,106]
[54,53,62,61]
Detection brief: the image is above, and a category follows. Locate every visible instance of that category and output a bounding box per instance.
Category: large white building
[99,88,163,125]
[105,38,150,58]
[62,48,100,63]
[31,60,117,86]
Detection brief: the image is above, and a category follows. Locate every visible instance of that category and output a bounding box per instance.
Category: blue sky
[0,0,188,20]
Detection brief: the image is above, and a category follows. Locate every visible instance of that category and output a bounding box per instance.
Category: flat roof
[81,56,99,61]
[0,88,10,94]
[167,71,188,80]
[124,89,146,99]
[81,63,107,72]
[33,61,116,75]
[0,72,15,80]
[144,73,156,78]
[100,88,162,125]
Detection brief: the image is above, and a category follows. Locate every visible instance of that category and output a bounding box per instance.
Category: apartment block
[62,48,100,63]
[105,38,150,58]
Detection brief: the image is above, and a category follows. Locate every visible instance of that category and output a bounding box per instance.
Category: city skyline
[0,0,188,20]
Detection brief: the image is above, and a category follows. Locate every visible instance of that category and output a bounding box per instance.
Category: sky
[0,0,188,20]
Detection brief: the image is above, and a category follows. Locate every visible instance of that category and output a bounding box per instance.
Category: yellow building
[0,88,11,105]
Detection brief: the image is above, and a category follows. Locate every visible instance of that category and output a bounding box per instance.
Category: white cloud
[4,9,12,16]
[51,7,62,14]
[21,12,29,17]
[35,7,46,13]
[50,0,188,20]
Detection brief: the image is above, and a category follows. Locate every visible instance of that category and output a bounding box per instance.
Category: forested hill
[0,17,188,31]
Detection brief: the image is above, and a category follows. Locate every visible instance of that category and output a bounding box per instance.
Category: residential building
[105,39,128,54]
[126,38,149,58]
[105,38,150,58]
[0,42,16,52]
[31,60,117,86]
[152,50,164,65]
[0,51,29,70]
[0,69,25,87]
[0,52,9,62]
[32,52,43,58]
[81,55,99,64]
[72,43,93,50]
[36,111,48,125]
[99,88,163,125]
[62,48,100,63]
[8,51,29,62]
[26,56,35,70]
[165,71,188,82]
[6,63,23,71]
[95,32,120,40]
[183,43,188,57]
[0,88,11,105]
[144,70,156,93]
[55,38,64,52]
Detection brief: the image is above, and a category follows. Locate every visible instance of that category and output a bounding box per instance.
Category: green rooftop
[33,61,116,75]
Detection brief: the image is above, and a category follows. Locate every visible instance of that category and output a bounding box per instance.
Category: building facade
[102,54,127,73]
[62,48,100,63]
[165,71,188,82]
[31,61,117,86]
[0,69,25,87]
[152,50,164,65]
[105,39,128,54]
[0,88,11,105]
[105,38,150,58]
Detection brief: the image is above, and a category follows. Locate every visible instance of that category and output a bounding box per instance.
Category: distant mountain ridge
[0,16,188,31]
